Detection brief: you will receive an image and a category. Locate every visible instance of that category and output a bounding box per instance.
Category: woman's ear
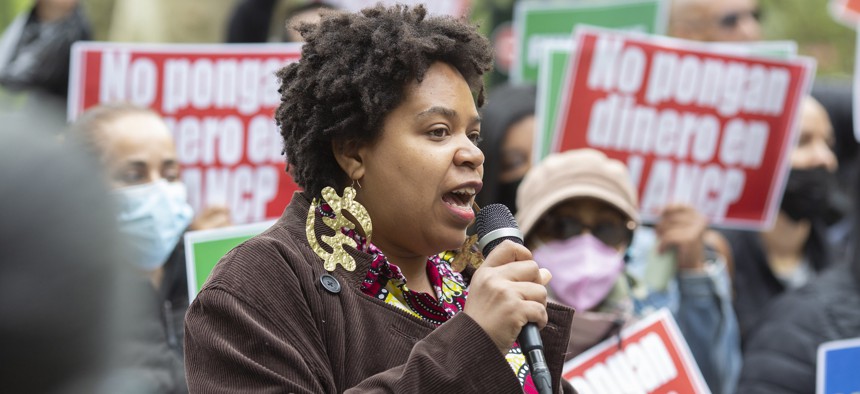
[332,139,366,181]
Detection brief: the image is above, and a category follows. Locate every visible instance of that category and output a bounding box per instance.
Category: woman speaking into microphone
[183,4,574,393]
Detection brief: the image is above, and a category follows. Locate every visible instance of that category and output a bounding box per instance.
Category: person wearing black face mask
[721,96,842,344]
[734,167,860,394]
[780,166,839,223]
[475,83,537,214]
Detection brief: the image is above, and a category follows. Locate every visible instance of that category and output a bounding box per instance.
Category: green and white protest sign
[535,41,573,162]
[184,220,275,300]
[513,0,668,83]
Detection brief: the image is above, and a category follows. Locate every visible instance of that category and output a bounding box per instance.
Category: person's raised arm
[655,204,740,394]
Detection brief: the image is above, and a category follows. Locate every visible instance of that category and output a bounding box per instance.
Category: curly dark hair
[275,4,493,197]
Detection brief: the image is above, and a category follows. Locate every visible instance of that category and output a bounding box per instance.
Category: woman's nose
[736,14,761,41]
[455,135,484,169]
[810,141,838,172]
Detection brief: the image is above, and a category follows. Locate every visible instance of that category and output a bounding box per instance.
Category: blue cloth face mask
[115,180,194,271]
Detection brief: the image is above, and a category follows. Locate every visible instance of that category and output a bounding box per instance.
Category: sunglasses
[533,216,634,248]
[718,8,762,29]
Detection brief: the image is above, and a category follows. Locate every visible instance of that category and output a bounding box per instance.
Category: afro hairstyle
[275,4,493,197]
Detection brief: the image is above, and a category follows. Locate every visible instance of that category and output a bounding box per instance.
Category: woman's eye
[428,128,449,139]
[468,131,482,145]
[163,167,180,182]
[118,170,145,185]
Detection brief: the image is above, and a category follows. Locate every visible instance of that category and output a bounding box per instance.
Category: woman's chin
[434,231,469,254]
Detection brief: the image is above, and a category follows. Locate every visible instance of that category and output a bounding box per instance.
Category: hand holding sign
[190,205,233,231]
[655,204,708,271]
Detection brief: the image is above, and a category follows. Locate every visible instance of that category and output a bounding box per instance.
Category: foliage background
[759,0,855,79]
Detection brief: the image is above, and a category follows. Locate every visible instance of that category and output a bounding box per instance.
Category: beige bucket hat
[515,148,640,239]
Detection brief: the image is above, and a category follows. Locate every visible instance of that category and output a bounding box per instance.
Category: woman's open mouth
[442,187,476,222]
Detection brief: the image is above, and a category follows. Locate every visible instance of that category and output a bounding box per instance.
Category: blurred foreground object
[0,128,119,392]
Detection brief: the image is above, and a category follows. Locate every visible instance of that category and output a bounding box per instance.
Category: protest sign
[562,309,710,394]
[554,27,815,229]
[68,42,302,225]
[535,41,573,162]
[513,0,668,83]
[817,337,860,394]
[830,0,860,27]
[535,40,797,161]
[184,220,275,300]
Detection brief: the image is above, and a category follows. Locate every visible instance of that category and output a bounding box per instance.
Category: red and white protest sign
[562,309,710,394]
[68,42,302,224]
[830,0,860,26]
[554,27,815,229]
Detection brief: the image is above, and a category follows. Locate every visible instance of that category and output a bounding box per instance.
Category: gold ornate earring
[306,180,372,272]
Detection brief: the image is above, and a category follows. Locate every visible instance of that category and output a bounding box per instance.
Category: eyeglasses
[533,216,634,248]
[718,8,762,29]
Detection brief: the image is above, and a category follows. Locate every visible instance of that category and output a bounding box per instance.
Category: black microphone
[475,204,552,394]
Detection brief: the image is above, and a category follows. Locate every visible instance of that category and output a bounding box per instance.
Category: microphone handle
[519,324,552,394]
[474,204,553,394]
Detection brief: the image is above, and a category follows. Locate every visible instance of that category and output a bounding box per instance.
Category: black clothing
[102,240,189,393]
[0,5,91,96]
[225,0,276,43]
[476,83,537,211]
[161,238,189,354]
[736,260,860,393]
[722,223,832,342]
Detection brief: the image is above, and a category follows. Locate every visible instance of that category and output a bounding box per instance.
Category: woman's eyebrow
[417,106,481,121]
[416,106,457,120]
[126,161,147,169]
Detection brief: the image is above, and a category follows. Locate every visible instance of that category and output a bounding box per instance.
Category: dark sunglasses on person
[718,8,762,29]
[534,216,634,248]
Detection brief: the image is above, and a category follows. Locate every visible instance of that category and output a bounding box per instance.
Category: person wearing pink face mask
[516,148,741,394]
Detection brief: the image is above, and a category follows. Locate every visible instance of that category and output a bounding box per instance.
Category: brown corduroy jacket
[184,192,575,393]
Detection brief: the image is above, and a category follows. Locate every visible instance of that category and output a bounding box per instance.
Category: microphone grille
[475,203,519,239]
[475,204,522,256]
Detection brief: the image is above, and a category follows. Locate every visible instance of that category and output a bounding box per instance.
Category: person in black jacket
[0,0,91,96]
[0,0,91,135]
[721,96,842,343]
[736,182,860,393]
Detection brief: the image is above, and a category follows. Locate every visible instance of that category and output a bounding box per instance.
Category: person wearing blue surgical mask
[516,149,741,394]
[74,105,193,282]
[72,104,200,393]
